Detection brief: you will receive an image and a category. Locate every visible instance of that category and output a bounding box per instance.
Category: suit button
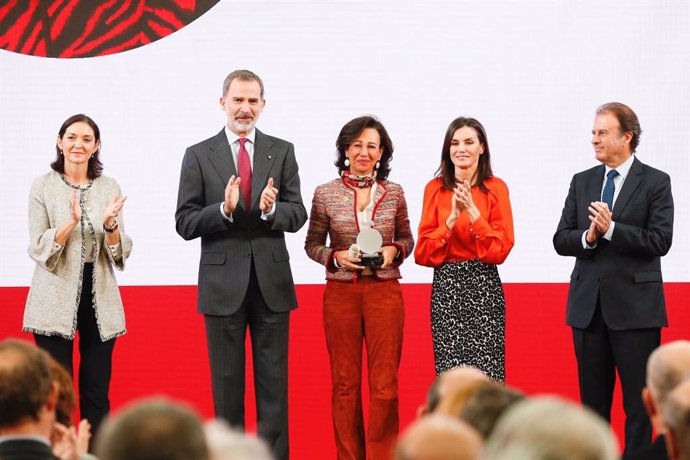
[246,253,251,258]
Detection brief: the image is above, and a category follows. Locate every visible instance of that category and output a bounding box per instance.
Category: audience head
[96,397,209,460]
[204,419,273,460]
[437,380,497,418]
[482,396,618,460]
[459,384,525,439]
[425,366,489,415]
[644,340,690,434]
[664,379,690,460]
[0,339,57,436]
[395,415,482,460]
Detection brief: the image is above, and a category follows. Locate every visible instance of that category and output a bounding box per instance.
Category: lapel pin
[268,155,272,160]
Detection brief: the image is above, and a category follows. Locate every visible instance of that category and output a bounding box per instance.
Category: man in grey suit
[176,69,307,459]
[554,102,674,454]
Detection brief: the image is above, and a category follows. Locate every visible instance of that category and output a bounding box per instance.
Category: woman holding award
[305,115,414,460]
[415,117,514,383]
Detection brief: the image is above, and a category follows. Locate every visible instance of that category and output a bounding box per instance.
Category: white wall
[1,0,688,286]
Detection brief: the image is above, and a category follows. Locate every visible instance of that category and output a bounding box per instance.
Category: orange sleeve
[414,180,453,268]
[468,179,515,265]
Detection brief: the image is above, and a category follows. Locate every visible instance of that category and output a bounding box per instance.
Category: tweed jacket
[305,177,414,281]
[24,171,133,340]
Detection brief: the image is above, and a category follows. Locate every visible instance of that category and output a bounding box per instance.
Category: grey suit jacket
[175,128,307,315]
[553,157,674,330]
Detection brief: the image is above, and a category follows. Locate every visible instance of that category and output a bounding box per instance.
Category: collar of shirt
[601,153,635,205]
[604,153,635,182]
[224,126,257,169]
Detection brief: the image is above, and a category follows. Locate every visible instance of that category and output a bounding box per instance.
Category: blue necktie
[602,169,619,210]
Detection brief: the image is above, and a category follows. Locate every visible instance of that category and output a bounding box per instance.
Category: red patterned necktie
[238,138,252,211]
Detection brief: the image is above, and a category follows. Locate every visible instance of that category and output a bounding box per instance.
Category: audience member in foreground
[96,397,208,460]
[0,338,75,460]
[664,378,690,460]
[624,340,690,459]
[395,415,482,460]
[204,419,273,460]
[482,396,618,460]
[420,366,489,416]
[459,384,525,439]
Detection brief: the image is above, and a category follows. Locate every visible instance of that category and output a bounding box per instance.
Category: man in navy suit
[554,102,674,453]
[176,70,307,459]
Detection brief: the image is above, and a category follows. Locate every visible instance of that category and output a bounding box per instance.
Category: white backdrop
[1,0,688,286]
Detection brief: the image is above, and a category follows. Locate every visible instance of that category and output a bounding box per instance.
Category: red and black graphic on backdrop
[0,0,219,58]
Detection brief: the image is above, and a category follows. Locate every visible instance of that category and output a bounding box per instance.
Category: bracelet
[103,221,119,233]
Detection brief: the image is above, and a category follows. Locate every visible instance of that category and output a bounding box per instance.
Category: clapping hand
[69,190,81,224]
[103,195,127,228]
[224,175,241,215]
[260,178,278,213]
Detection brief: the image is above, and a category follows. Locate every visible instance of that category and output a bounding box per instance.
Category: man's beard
[230,117,256,133]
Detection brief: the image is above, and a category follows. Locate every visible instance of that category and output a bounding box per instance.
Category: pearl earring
[344,158,350,167]
[375,161,380,170]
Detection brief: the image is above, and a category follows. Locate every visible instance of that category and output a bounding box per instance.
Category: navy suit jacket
[553,157,674,330]
[176,128,307,315]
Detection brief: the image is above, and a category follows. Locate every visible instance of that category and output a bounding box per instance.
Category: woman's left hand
[457,180,480,223]
[103,195,127,228]
[380,245,399,268]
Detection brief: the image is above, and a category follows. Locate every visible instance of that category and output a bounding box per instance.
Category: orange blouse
[414,176,514,268]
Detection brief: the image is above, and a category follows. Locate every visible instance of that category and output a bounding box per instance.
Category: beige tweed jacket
[23,171,133,340]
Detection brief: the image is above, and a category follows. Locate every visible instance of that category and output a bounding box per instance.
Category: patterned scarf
[341,170,376,188]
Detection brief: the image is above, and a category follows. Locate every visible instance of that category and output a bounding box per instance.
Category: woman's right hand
[334,250,365,270]
[69,189,81,224]
[54,190,81,246]
[445,185,463,230]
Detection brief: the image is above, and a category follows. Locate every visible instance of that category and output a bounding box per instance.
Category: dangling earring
[375,161,380,170]
[344,158,350,167]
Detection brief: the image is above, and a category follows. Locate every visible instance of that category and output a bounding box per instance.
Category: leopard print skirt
[431,259,506,382]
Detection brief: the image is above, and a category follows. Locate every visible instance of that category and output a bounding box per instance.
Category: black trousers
[204,263,291,460]
[572,302,659,454]
[34,263,116,444]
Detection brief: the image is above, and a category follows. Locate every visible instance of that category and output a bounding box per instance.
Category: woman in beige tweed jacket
[24,114,132,444]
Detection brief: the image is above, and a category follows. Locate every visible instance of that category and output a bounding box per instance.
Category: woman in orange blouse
[415,117,514,382]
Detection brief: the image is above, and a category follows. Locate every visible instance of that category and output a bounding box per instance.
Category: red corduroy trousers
[322,277,405,460]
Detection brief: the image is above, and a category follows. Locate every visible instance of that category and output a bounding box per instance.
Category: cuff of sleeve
[385,242,405,262]
[582,230,597,249]
[108,242,123,259]
[50,242,63,257]
[220,202,233,223]
[261,202,277,221]
[468,216,490,238]
[602,221,615,241]
[430,226,453,244]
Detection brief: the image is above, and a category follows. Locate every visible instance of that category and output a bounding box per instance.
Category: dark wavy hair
[334,115,394,180]
[51,114,103,179]
[436,117,493,192]
[596,102,642,153]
